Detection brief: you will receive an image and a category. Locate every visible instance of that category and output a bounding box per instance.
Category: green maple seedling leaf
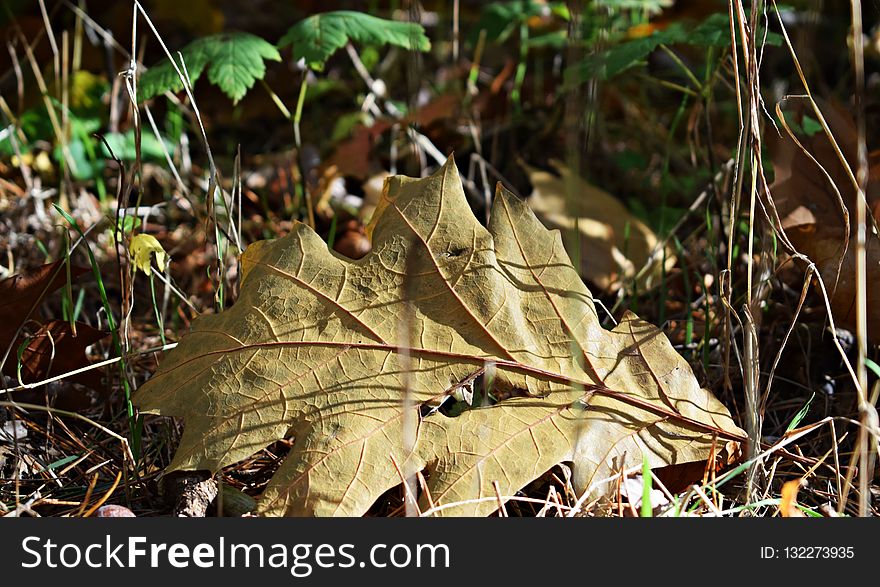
[136,44,210,103]
[134,158,745,517]
[137,32,281,104]
[277,11,430,70]
[471,1,570,46]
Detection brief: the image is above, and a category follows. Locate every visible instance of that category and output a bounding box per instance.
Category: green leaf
[113,214,142,236]
[785,392,814,433]
[100,130,174,162]
[777,111,824,138]
[473,1,543,44]
[597,0,672,12]
[330,111,370,142]
[866,358,880,379]
[137,50,210,103]
[277,11,430,70]
[565,12,782,84]
[206,33,281,103]
[687,12,779,47]
[565,25,684,83]
[137,32,280,104]
[801,115,823,136]
[523,30,568,49]
[46,454,81,471]
[472,1,569,45]
[55,139,95,180]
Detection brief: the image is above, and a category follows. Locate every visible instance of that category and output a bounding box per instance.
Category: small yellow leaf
[129,234,167,275]
[11,153,33,168]
[12,151,53,173]
[34,151,53,174]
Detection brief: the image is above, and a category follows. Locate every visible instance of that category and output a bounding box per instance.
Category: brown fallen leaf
[326,120,393,180]
[9,320,108,391]
[525,161,674,291]
[0,261,89,352]
[326,94,460,180]
[134,158,743,517]
[769,101,880,338]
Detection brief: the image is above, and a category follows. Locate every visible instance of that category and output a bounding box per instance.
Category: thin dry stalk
[692,484,723,516]
[83,471,123,517]
[75,473,99,517]
[567,465,641,517]
[848,0,877,519]
[728,3,769,504]
[0,401,135,466]
[131,2,240,251]
[37,0,60,92]
[389,454,420,517]
[0,342,179,395]
[415,471,436,516]
[421,495,574,517]
[742,305,761,502]
[492,480,508,517]
[61,31,69,159]
[13,27,77,179]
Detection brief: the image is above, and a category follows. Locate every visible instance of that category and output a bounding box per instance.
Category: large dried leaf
[134,158,743,516]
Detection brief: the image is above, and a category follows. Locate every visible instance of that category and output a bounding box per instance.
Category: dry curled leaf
[769,101,880,338]
[134,158,743,517]
[0,261,88,351]
[10,320,108,391]
[326,95,459,181]
[0,262,103,397]
[525,161,674,292]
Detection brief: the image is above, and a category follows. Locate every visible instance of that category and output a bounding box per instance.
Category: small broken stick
[162,471,218,517]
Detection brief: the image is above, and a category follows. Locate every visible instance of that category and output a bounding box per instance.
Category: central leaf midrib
[148,338,746,441]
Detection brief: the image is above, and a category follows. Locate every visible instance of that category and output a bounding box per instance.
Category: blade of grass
[53,204,141,459]
[640,455,653,517]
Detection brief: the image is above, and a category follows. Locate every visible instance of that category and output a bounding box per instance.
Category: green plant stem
[62,230,74,334]
[149,272,166,346]
[640,456,653,517]
[511,22,529,109]
[53,204,140,458]
[292,74,315,228]
[260,79,292,120]
[293,75,308,148]
[659,44,702,91]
